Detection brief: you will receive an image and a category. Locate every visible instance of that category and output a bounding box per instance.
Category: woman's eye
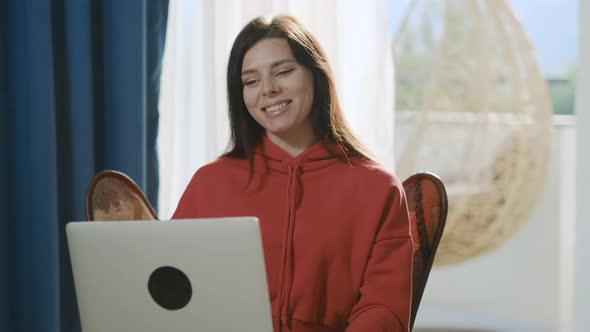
[276,69,294,76]
[243,79,258,86]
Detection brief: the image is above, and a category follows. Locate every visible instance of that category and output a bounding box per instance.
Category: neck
[266,130,318,157]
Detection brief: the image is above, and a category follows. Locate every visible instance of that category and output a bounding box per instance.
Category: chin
[264,123,293,134]
[266,128,291,137]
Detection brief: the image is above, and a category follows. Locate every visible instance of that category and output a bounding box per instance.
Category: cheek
[306,88,314,107]
[298,84,314,112]
[243,89,257,111]
[297,74,314,111]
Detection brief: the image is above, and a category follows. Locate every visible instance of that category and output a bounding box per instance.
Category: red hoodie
[173,135,413,332]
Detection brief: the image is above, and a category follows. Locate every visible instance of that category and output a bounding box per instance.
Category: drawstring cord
[277,162,301,330]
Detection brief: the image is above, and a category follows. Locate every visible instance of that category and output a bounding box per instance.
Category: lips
[262,100,292,112]
[262,100,292,117]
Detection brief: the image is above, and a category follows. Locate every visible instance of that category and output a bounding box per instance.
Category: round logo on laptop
[148,266,192,310]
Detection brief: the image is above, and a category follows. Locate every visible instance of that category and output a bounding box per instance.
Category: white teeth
[264,102,288,112]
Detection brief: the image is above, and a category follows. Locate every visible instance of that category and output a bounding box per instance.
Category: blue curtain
[0,1,168,331]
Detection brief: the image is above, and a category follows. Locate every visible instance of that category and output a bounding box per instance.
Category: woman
[173,15,413,332]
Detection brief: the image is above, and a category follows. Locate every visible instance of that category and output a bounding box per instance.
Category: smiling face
[241,38,315,145]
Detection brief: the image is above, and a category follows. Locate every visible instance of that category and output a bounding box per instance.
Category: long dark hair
[222,15,374,164]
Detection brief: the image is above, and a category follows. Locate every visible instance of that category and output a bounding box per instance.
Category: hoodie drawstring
[277,162,301,330]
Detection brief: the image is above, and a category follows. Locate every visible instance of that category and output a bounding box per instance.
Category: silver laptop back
[66,217,273,332]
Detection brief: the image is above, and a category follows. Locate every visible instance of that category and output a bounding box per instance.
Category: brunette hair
[222,15,374,164]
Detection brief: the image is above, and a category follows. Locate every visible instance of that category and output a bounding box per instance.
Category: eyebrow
[241,59,296,76]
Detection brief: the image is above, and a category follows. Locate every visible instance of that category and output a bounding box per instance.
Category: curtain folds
[0,1,168,331]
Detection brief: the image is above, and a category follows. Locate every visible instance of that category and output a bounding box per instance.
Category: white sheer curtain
[158,0,395,218]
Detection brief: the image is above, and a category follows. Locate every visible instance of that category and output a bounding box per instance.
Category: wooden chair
[85,170,159,221]
[403,172,448,330]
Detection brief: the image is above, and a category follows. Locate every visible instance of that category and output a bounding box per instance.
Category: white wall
[413,118,576,332]
[573,0,590,331]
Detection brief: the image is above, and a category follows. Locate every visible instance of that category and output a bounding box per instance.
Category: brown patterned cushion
[85,170,159,221]
[403,173,447,330]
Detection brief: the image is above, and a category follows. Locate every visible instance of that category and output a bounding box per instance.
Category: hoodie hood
[253,134,347,174]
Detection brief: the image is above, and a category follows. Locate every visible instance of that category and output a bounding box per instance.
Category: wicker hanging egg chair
[393,0,553,265]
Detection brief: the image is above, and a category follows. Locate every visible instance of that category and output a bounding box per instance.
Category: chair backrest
[85,170,159,221]
[403,172,448,330]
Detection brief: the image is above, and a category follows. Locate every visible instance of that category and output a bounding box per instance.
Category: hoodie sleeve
[346,184,413,332]
[171,171,201,219]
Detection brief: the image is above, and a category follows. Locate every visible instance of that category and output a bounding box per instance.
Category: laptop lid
[66,217,273,332]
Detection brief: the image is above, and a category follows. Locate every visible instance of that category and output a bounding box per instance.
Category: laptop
[66,217,273,332]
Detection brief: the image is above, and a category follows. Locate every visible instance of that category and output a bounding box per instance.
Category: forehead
[242,38,295,70]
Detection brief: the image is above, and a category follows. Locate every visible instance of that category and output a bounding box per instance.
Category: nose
[262,77,279,96]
